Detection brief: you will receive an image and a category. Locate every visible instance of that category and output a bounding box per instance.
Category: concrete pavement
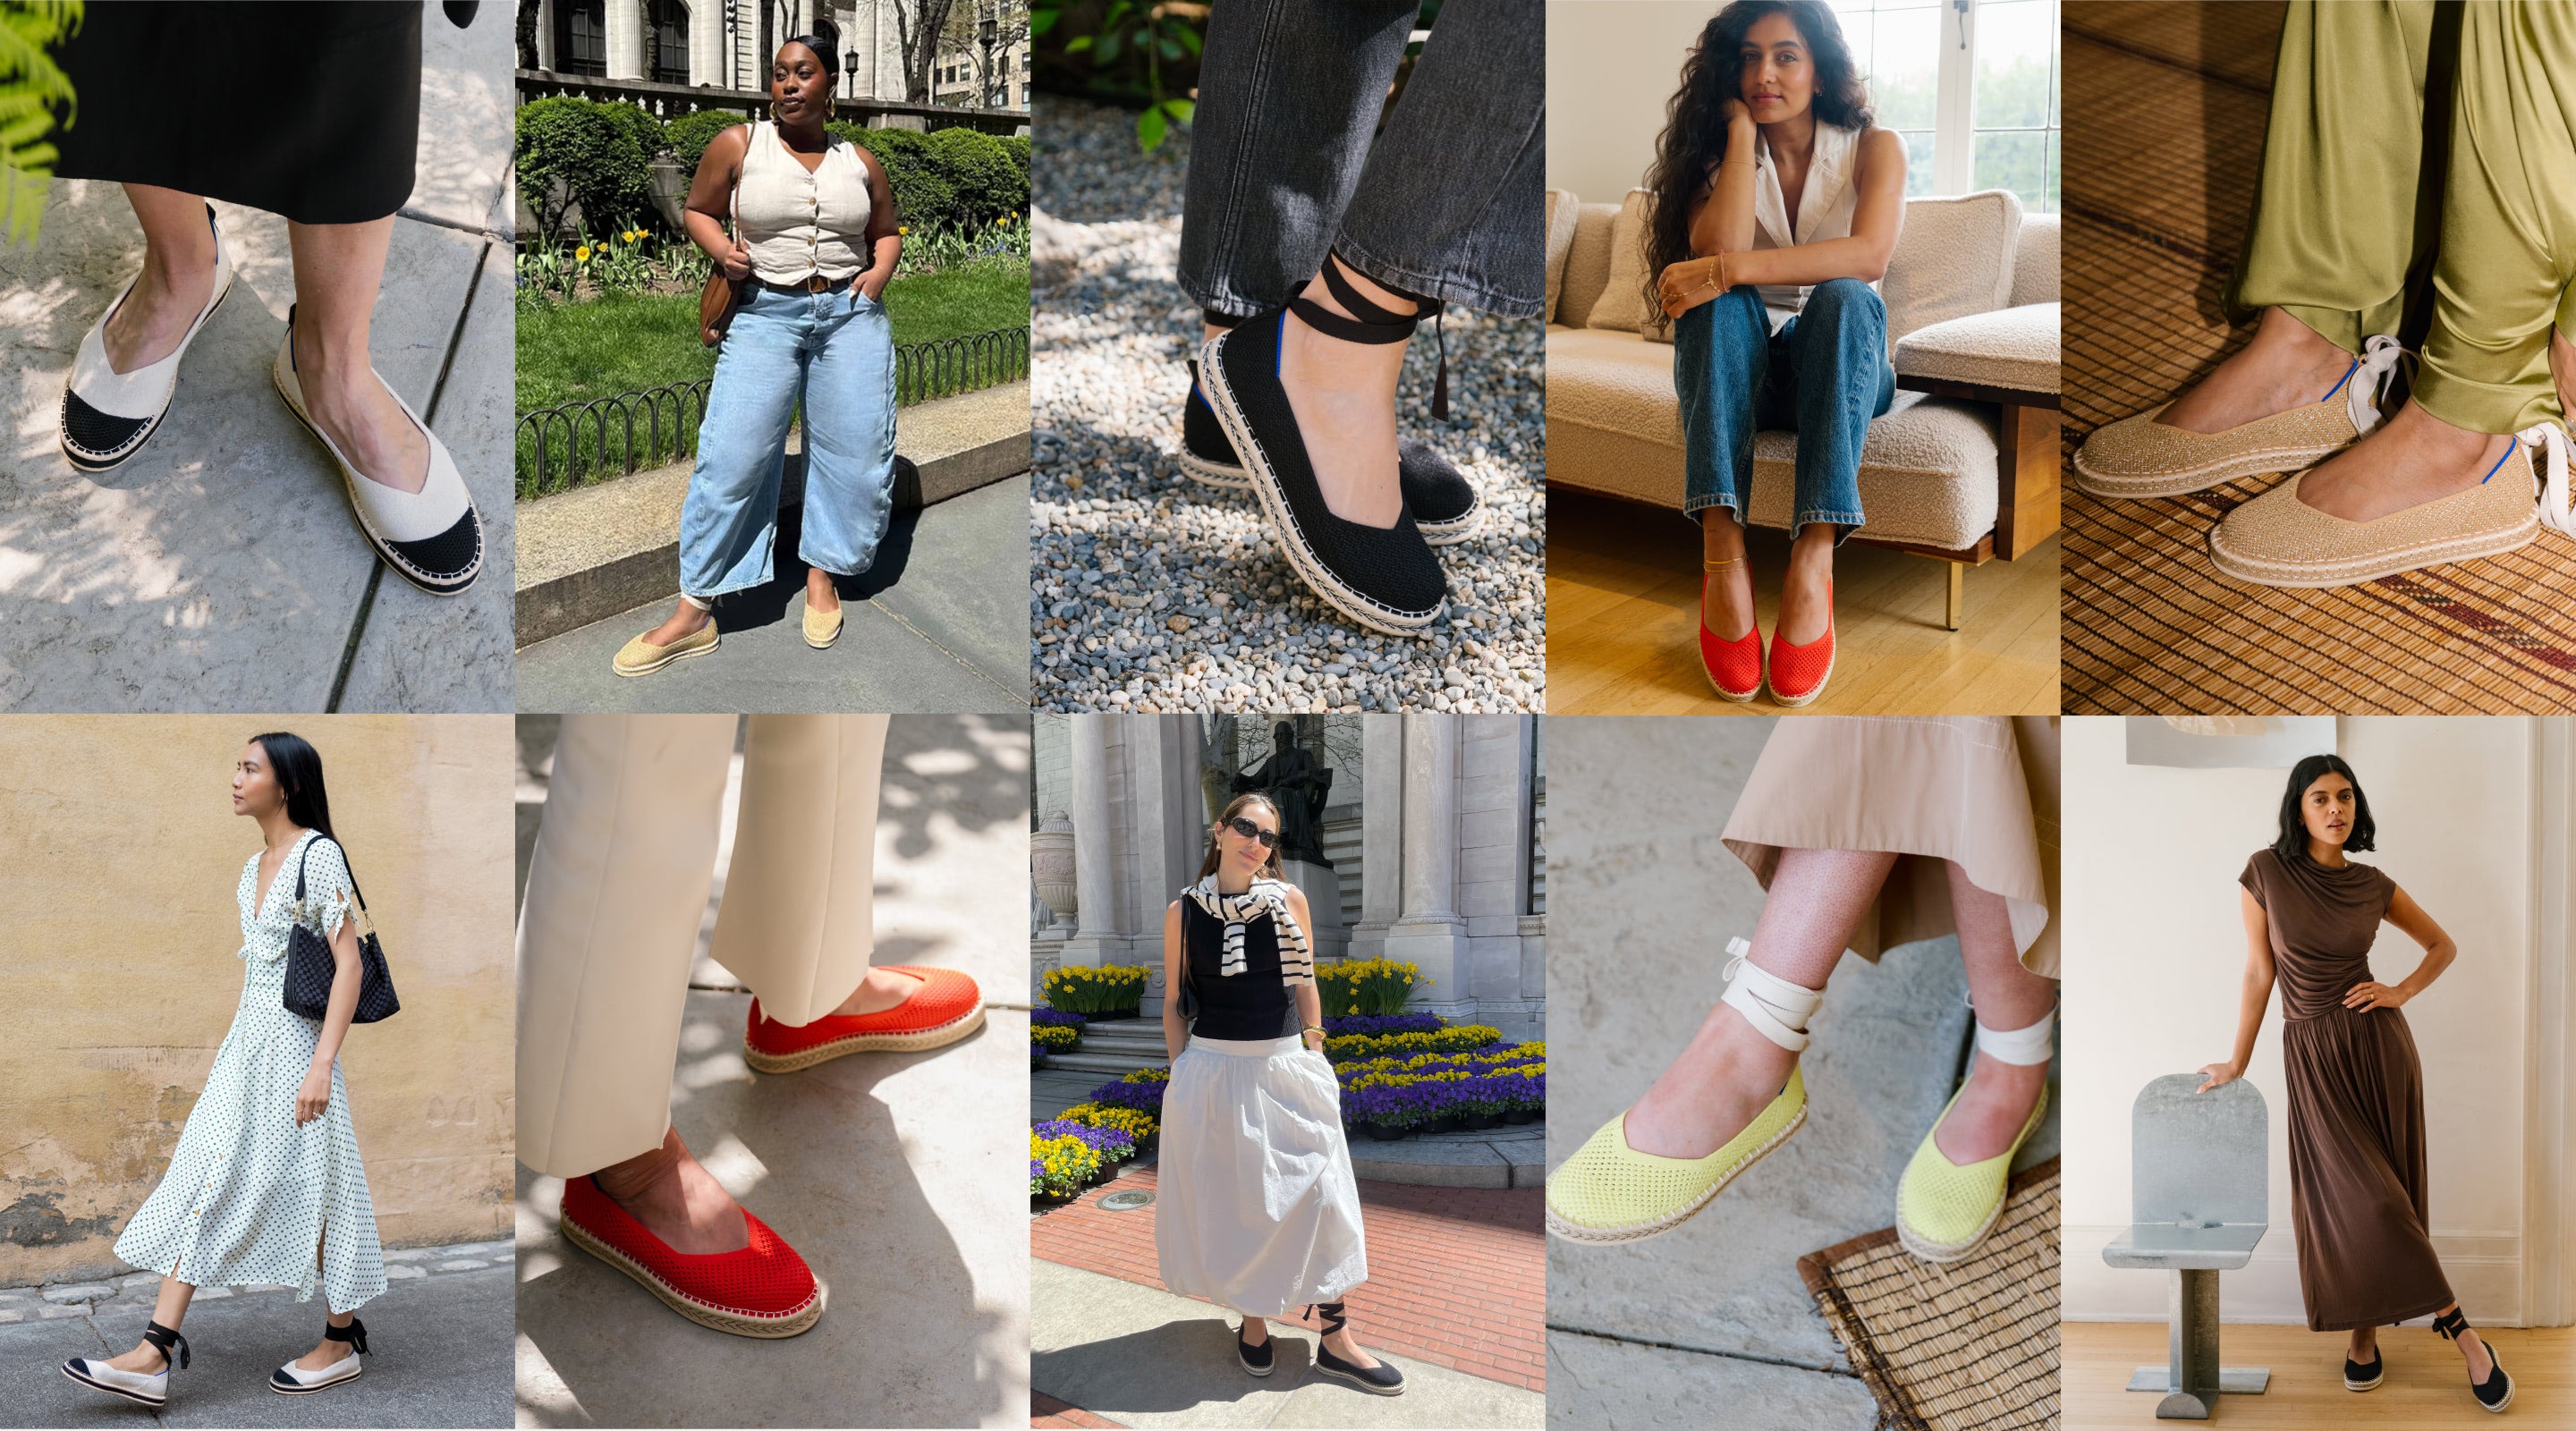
[512,475,1031,714]
[0,1248,513,1427]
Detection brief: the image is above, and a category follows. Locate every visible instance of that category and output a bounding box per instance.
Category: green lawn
[514,259,1030,411]
[514,258,1028,497]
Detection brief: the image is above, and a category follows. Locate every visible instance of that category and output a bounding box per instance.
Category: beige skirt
[1721,716,2058,978]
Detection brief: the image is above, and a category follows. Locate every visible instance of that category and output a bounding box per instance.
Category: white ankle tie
[2346,334,2411,436]
[1972,1006,2055,1066]
[1720,936,1825,1053]
[2519,420,2574,537]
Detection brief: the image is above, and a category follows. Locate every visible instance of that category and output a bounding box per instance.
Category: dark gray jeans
[1178,0,1544,320]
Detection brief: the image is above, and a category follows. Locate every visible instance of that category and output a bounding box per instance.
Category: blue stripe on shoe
[2481,443,2514,485]
[2320,358,2358,403]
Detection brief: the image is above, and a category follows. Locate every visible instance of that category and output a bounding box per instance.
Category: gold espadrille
[2207,435,2543,588]
[803,598,843,649]
[2074,335,2406,500]
[613,618,718,676]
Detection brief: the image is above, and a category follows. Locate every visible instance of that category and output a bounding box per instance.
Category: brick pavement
[1030,1167,1546,1398]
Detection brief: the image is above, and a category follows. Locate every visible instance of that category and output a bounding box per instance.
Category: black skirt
[52,2,425,224]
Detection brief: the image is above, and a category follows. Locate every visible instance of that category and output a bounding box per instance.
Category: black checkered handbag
[281,836,400,1024]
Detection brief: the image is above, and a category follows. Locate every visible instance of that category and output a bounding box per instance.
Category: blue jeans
[680,283,897,601]
[1673,277,1894,542]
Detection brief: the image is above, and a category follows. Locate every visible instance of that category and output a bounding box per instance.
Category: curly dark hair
[1639,1,1875,317]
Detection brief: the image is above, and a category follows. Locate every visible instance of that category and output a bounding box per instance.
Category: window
[1825,0,2058,213]
[553,0,606,76]
[647,0,691,85]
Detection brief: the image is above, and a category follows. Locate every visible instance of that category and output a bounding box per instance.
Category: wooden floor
[2064,1323,2572,1428]
[1546,487,2061,714]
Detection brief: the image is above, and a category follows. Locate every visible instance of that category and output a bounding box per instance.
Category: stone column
[535,0,556,69]
[691,0,724,86]
[1345,716,1404,966]
[1130,716,1202,1013]
[606,0,647,80]
[1383,716,1473,1022]
[1056,717,1118,971]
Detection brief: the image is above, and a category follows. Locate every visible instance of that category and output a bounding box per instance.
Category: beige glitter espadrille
[2075,335,2409,499]
[2207,421,2572,588]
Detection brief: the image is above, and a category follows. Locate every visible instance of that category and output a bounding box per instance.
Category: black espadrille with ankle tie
[1305,1300,1404,1395]
[1235,1320,1274,1376]
[1181,354,1484,546]
[1196,254,1453,634]
[2433,1308,2512,1413]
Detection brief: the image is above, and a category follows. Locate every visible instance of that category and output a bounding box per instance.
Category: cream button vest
[1750,118,1867,318]
[736,119,874,284]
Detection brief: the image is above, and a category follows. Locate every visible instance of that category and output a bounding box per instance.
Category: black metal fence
[515,326,1029,498]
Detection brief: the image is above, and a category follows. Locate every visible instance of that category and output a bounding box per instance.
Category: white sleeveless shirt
[1750,119,1867,319]
[734,120,875,284]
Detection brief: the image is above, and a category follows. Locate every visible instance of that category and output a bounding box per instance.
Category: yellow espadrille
[2073,335,2406,500]
[1895,1080,2048,1264]
[612,618,718,676]
[803,598,843,649]
[1546,1063,1808,1245]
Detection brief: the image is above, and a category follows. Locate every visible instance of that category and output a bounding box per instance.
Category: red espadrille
[1698,559,1762,701]
[557,1175,823,1338]
[743,964,986,1073]
[1767,580,1835,707]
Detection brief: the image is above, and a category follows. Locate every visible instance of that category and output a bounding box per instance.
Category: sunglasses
[1224,816,1279,849]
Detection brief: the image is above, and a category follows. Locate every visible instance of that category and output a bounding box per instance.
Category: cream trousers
[516,714,891,1178]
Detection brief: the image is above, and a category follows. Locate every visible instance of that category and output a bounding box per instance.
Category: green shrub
[516,97,657,237]
[665,107,750,172]
[922,127,1027,227]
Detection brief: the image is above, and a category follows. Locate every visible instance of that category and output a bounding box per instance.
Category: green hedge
[521,96,1031,240]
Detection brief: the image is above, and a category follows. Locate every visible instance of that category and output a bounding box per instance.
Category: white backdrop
[2063,716,2537,1325]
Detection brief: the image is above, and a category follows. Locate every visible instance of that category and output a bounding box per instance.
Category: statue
[1231,721,1334,866]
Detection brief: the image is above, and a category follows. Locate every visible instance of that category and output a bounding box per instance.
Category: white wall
[2063,717,2534,1325]
[1546,2,1717,205]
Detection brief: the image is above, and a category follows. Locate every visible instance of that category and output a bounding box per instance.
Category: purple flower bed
[1322,1013,1443,1037]
[1034,1120,1138,1159]
[1086,1074,1169,1113]
[1033,1008,1088,1029]
[1342,1080,1453,1128]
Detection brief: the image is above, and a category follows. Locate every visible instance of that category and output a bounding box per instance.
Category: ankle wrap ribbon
[1719,937,1825,1053]
[1288,253,1450,420]
[1972,1006,2055,1066]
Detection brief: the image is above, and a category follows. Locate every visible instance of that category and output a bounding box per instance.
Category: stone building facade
[1032,715,1546,1041]
[530,0,919,104]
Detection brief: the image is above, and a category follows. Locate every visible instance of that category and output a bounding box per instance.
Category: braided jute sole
[1182,447,1484,545]
[1896,1191,2007,1265]
[2207,512,2538,588]
[1545,1103,1807,1245]
[742,1003,987,1073]
[560,1215,825,1338]
[2072,441,2341,501]
[61,1364,165,1408]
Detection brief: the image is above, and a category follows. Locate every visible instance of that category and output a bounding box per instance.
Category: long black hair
[250,731,337,845]
[2273,753,2374,860]
[1639,1,1875,317]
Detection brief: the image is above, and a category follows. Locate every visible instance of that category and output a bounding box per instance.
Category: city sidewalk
[0,13,513,712]
[1030,1167,1543,1427]
[0,1243,512,1427]
[513,712,1032,1427]
[513,475,1032,713]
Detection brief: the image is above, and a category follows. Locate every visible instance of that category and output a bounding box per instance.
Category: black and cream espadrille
[1180,358,1483,545]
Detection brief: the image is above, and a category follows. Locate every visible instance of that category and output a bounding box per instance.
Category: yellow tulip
[574,245,593,262]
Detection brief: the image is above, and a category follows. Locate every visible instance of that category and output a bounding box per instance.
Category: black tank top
[1180,899,1298,1040]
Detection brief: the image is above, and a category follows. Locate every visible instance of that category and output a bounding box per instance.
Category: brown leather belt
[751,272,856,295]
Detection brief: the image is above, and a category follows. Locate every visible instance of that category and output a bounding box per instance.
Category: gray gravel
[1030,96,1546,714]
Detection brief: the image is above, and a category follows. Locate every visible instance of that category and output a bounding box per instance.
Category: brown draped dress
[2240,847,2453,1332]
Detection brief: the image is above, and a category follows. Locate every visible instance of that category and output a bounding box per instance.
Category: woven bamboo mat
[2062,3,2576,713]
[1797,1157,2060,1431]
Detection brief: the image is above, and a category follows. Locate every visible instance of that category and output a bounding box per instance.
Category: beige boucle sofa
[1546,188,2062,628]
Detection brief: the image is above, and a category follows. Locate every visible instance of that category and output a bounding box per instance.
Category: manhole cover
[1098,1190,1155,1211]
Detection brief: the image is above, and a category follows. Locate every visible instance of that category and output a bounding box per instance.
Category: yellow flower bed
[1030,1130,1103,1198]
[1030,1024,1080,1052]
[1317,958,1431,1017]
[1055,1102,1159,1141]
[1043,963,1151,1015]
[1323,1024,1504,1062]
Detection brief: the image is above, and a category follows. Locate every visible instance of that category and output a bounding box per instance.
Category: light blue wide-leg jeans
[680,282,899,601]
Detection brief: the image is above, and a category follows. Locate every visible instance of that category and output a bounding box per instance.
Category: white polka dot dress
[112,829,388,1315]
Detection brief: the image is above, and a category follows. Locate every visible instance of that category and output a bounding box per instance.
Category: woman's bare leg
[1775,521,1835,647]
[284,216,429,495]
[2157,306,2358,435]
[101,1270,194,1372]
[2348,1322,2377,1364]
[589,1124,750,1256]
[1622,847,1898,1158]
[1937,861,2056,1162]
[101,185,219,374]
[806,566,841,618]
[291,1234,358,1370]
[2436,1304,2496,1383]
[1700,509,1754,642]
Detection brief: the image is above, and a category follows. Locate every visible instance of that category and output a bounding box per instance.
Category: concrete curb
[513,379,1030,648]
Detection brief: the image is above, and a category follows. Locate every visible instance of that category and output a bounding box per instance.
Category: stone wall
[0,717,517,1287]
